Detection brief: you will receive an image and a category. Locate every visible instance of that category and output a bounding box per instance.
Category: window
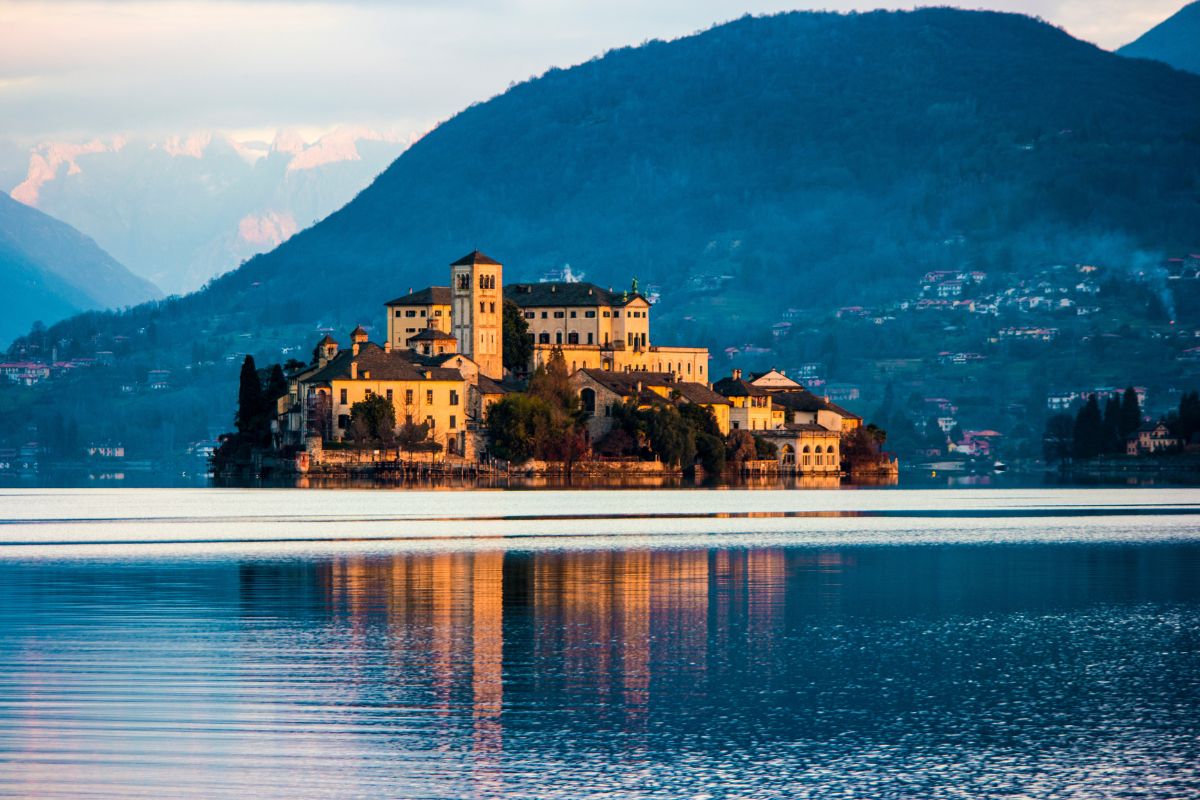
[613,311,620,318]
[394,310,402,318]
[426,389,433,404]
[570,311,577,318]
[554,311,565,319]
[405,310,416,317]
[457,273,470,290]
[568,332,579,345]
[603,311,610,318]
[450,415,457,429]
[480,301,485,313]
[405,389,413,404]
[406,327,416,334]
[538,332,550,344]
[426,415,435,429]
[339,389,347,404]
[524,311,535,319]
[490,302,495,313]
[450,390,459,406]
[338,414,349,430]
[585,310,596,318]
[386,389,393,402]
[541,311,548,319]
[420,310,426,317]
[434,309,442,317]
[556,332,563,345]
[587,333,594,344]
[364,389,373,399]
[580,388,596,416]
[732,421,740,429]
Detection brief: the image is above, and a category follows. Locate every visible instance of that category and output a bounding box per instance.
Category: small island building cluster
[280,251,873,474]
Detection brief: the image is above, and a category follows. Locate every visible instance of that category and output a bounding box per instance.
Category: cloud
[0,0,1187,142]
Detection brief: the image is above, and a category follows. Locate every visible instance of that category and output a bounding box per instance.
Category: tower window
[480,301,485,313]
[490,302,495,313]
[458,274,470,290]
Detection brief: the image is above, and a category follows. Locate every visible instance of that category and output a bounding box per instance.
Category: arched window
[580,387,596,416]
[556,331,563,345]
[782,444,795,465]
[815,445,823,454]
[568,331,579,345]
[538,332,550,344]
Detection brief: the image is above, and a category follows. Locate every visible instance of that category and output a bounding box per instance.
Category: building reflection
[290,546,794,778]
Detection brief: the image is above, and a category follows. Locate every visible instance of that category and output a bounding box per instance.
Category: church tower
[451,250,503,379]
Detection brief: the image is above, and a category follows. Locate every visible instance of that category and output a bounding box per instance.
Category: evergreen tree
[1043,413,1074,464]
[502,300,533,376]
[1102,395,1122,454]
[235,355,267,442]
[265,364,289,402]
[1119,386,1141,438]
[1072,395,1104,459]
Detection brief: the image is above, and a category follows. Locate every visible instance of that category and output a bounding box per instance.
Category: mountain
[1118,2,1200,75]
[7,128,412,294]
[0,192,161,345]
[8,8,1200,457]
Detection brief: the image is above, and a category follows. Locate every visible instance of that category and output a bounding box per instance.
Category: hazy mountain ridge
[7,8,1200,457]
[7,128,413,294]
[0,192,161,345]
[1118,1,1200,75]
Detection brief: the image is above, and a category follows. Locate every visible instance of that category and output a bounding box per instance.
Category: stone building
[569,369,731,441]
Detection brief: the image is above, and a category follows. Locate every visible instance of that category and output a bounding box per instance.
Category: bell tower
[450,250,503,379]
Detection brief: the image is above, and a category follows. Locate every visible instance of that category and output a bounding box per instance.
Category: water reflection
[2,544,1199,798]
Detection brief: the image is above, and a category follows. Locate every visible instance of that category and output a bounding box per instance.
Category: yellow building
[713,371,774,432]
[569,369,732,440]
[384,287,452,349]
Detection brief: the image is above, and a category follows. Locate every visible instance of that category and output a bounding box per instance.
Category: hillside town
[226,251,894,479]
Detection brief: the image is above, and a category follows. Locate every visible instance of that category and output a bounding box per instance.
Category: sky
[0,0,1187,144]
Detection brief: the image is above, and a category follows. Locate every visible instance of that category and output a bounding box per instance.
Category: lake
[0,487,1198,798]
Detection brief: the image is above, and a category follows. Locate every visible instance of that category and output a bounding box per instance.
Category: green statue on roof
[631,276,639,294]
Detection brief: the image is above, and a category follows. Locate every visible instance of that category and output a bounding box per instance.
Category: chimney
[384,341,392,353]
[350,361,358,380]
[732,368,742,381]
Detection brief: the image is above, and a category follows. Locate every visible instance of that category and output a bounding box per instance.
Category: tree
[844,424,886,465]
[1101,395,1122,455]
[1119,386,1141,438]
[347,394,396,446]
[485,393,556,463]
[1043,412,1074,464]
[725,429,757,464]
[396,419,441,453]
[265,364,289,403]
[527,347,577,412]
[235,355,270,445]
[502,299,533,376]
[753,435,778,460]
[1072,395,1104,460]
[695,432,726,475]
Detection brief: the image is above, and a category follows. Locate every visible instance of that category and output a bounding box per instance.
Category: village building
[570,369,731,440]
[1127,421,1179,456]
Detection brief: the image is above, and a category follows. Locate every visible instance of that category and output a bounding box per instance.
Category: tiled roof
[673,382,731,406]
[713,377,769,397]
[451,250,501,266]
[406,328,457,342]
[476,374,509,395]
[505,282,647,308]
[385,286,452,306]
[305,342,464,384]
[769,387,862,419]
[576,369,728,406]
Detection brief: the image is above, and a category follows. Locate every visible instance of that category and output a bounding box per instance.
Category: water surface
[0,489,1198,798]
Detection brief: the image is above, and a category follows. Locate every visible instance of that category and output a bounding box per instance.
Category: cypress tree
[235,355,266,439]
[1072,395,1103,460]
[265,364,289,402]
[1119,387,1141,438]
[1102,395,1122,454]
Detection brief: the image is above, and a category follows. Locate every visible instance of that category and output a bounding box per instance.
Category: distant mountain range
[0,192,160,345]
[7,8,1200,457]
[1119,1,1200,75]
[5,128,412,294]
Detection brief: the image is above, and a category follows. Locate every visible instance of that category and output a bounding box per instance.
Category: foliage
[725,430,757,464]
[347,394,396,446]
[843,424,887,463]
[485,393,556,463]
[753,435,778,460]
[397,419,442,453]
[502,299,533,375]
[213,355,282,471]
[1043,413,1074,463]
[695,432,726,475]
[1071,395,1104,459]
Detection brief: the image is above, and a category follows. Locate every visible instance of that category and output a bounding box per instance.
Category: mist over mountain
[1118,2,1200,75]
[0,192,161,345]
[6,128,412,294]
